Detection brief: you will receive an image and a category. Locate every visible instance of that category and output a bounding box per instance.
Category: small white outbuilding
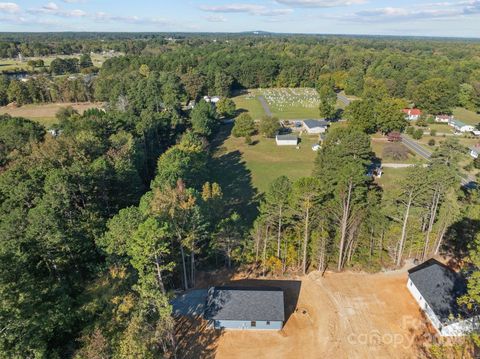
[276,135,299,146]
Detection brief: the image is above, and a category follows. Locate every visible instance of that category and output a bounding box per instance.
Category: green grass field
[453,107,480,126]
[0,102,104,127]
[371,139,423,164]
[212,125,318,193]
[232,92,265,120]
[0,53,112,73]
[233,88,325,119]
[377,167,410,192]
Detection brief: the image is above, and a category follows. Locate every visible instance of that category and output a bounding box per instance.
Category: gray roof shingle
[204,286,285,322]
[276,135,298,141]
[408,259,468,323]
[303,119,329,129]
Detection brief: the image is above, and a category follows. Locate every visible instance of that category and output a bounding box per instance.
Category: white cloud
[93,12,170,25]
[275,0,366,7]
[341,1,480,22]
[464,0,480,14]
[0,2,20,13]
[43,2,59,11]
[205,14,227,22]
[200,3,293,16]
[27,2,87,17]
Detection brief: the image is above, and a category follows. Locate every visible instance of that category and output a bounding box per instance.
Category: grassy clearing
[0,53,113,73]
[376,167,410,192]
[232,92,265,120]
[423,123,453,134]
[233,88,324,119]
[0,102,104,127]
[371,139,422,164]
[260,88,320,119]
[453,107,480,126]
[212,125,318,193]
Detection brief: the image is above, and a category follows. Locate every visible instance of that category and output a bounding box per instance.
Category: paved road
[337,93,351,106]
[382,163,428,168]
[400,135,476,187]
[400,135,432,160]
[258,95,273,117]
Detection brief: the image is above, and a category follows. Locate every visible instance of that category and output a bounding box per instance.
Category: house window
[251,321,256,327]
[266,321,270,325]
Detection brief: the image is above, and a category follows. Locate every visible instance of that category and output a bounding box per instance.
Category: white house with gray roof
[204,287,285,330]
[303,120,329,134]
[449,119,475,133]
[407,259,478,336]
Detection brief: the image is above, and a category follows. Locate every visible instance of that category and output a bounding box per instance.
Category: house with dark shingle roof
[303,119,329,134]
[407,259,478,336]
[204,286,285,330]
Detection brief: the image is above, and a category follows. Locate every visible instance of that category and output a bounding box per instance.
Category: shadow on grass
[210,123,260,226]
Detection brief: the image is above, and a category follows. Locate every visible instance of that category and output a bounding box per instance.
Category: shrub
[382,143,410,161]
[412,129,423,140]
[406,126,415,136]
[387,131,402,142]
[417,118,427,127]
[430,129,437,137]
[232,113,255,138]
[428,139,436,146]
[474,157,480,169]
[245,135,253,145]
[259,116,280,138]
[216,98,236,118]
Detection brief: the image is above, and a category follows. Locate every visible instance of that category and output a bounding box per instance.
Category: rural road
[400,135,432,160]
[258,95,273,117]
[336,93,351,106]
[382,163,427,168]
[400,135,476,187]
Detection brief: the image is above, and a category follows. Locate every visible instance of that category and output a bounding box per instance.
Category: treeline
[0,65,192,357]
[93,36,480,113]
[0,74,94,106]
[2,36,479,115]
[0,57,241,356]
[251,128,469,275]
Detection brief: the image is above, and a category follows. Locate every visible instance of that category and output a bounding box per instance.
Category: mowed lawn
[376,167,411,192]
[213,127,318,193]
[233,88,322,120]
[232,92,265,120]
[453,107,480,126]
[370,138,423,164]
[0,102,104,127]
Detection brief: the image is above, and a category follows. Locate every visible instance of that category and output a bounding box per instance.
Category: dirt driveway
[196,270,429,359]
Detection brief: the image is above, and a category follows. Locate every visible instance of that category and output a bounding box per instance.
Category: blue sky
[0,0,479,37]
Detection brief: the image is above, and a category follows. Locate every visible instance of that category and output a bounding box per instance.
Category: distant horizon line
[0,30,479,41]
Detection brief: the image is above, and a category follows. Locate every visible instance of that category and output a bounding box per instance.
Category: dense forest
[1,33,480,358]
[1,34,479,113]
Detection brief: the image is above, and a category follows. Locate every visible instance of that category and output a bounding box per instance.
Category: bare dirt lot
[179,270,434,359]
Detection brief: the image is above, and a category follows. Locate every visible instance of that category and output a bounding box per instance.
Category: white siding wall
[276,139,298,146]
[212,320,283,330]
[407,278,443,333]
[441,316,479,336]
[305,127,327,134]
[407,277,479,336]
